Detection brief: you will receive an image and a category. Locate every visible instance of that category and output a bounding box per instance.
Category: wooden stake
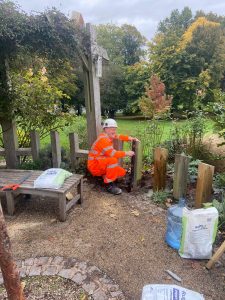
[206,241,225,270]
[1,120,18,168]
[195,163,214,208]
[0,205,26,300]
[173,154,190,200]
[131,140,143,189]
[113,139,124,166]
[50,131,61,168]
[153,147,168,191]
[69,132,79,170]
[30,130,40,161]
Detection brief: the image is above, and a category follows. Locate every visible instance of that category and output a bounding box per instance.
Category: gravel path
[2,182,225,299]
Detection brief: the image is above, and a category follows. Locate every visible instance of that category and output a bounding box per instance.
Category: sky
[15,0,225,40]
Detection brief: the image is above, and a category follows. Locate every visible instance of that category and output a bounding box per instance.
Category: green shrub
[134,119,164,163]
[213,173,225,191]
[64,116,88,149]
[19,144,70,171]
[152,190,170,204]
[212,196,225,229]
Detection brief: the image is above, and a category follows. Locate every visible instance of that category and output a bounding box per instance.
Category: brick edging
[0,256,125,300]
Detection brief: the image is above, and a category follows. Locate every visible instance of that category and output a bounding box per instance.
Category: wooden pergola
[1,12,109,169]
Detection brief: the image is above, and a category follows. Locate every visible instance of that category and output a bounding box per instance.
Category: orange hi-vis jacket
[87,132,130,183]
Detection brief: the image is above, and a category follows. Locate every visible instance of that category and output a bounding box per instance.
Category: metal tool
[0,171,32,191]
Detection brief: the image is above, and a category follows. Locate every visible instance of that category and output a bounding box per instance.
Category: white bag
[34,168,72,189]
[141,284,204,300]
[179,207,218,259]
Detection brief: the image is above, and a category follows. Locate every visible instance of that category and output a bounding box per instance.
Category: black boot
[106,182,122,195]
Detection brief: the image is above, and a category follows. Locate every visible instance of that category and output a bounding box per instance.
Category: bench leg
[58,194,66,222]
[77,178,83,204]
[6,191,15,215]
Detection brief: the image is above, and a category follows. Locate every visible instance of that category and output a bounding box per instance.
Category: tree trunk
[0,56,12,122]
[0,205,26,300]
[109,109,116,118]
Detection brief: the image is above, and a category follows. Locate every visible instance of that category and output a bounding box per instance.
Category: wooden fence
[0,130,88,170]
[0,130,143,189]
[153,148,215,208]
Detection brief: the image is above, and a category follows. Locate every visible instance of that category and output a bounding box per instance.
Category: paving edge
[0,256,125,300]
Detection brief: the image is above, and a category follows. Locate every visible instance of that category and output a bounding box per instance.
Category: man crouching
[87,119,138,195]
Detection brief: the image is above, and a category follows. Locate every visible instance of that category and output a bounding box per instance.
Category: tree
[149,9,225,111]
[120,24,146,65]
[0,0,83,123]
[100,64,127,118]
[11,66,73,148]
[96,23,147,115]
[96,23,146,65]
[139,75,172,118]
[124,61,151,114]
[0,205,25,300]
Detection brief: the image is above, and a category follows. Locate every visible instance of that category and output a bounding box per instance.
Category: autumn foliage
[139,75,172,118]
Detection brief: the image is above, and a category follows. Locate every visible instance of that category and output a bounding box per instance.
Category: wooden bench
[0,170,83,221]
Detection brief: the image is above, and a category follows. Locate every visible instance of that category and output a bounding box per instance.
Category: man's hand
[125,151,135,157]
[128,136,140,142]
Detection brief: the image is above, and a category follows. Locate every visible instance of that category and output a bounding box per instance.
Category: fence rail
[0,130,88,170]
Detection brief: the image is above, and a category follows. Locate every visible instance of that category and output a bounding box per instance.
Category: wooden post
[206,241,225,270]
[195,162,215,208]
[30,130,40,161]
[153,147,168,191]
[58,194,66,222]
[1,120,18,168]
[131,140,143,189]
[50,131,61,168]
[71,13,109,147]
[69,133,79,170]
[83,23,102,147]
[173,154,190,200]
[0,204,26,300]
[113,139,124,166]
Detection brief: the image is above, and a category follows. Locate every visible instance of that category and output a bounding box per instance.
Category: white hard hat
[102,118,118,128]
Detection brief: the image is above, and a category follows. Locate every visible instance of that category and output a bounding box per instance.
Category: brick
[82,282,97,294]
[29,266,42,276]
[92,289,108,300]
[111,291,123,297]
[108,284,120,292]
[76,261,87,271]
[24,258,34,266]
[51,256,64,265]
[36,257,52,266]
[16,260,22,268]
[71,273,87,285]
[42,266,59,276]
[58,268,76,279]
[19,266,30,277]
[63,257,77,268]
[87,266,102,276]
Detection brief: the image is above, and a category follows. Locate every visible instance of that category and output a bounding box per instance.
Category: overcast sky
[15,0,225,40]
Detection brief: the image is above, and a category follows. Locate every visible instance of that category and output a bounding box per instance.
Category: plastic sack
[141,284,204,300]
[34,168,72,189]
[179,207,218,259]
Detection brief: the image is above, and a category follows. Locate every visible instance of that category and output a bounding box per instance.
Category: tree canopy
[149,8,225,111]
[0,0,85,121]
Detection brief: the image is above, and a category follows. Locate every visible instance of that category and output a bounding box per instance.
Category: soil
[1,181,225,300]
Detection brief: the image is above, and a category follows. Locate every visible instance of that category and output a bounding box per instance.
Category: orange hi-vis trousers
[88,157,126,183]
[87,132,129,183]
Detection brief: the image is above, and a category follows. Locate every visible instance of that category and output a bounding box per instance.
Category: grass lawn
[40,117,215,150]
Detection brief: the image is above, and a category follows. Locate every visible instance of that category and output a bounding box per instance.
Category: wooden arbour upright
[0,12,109,168]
